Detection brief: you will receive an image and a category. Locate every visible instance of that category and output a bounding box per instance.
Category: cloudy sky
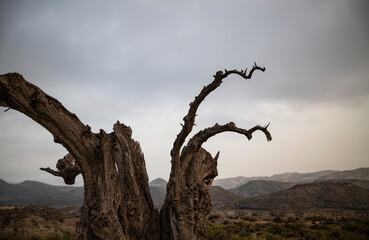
[0,0,368,185]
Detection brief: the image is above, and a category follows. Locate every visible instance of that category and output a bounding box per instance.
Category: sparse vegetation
[0,230,77,240]
[207,214,221,221]
[207,215,369,240]
[0,206,78,240]
[1,205,369,239]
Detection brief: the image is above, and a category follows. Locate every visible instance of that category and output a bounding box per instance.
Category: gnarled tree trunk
[0,73,159,239]
[0,63,271,240]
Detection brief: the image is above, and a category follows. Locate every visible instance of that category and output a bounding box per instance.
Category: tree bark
[76,122,160,240]
[160,148,219,240]
[0,64,271,240]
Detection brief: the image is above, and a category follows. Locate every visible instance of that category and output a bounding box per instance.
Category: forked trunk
[160,148,218,240]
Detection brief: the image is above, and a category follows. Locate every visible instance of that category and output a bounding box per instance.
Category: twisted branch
[187,122,271,151]
[0,73,95,185]
[171,63,265,160]
[220,62,266,79]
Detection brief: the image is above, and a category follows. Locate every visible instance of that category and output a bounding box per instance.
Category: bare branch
[187,122,272,151]
[171,63,265,160]
[222,62,266,80]
[40,167,61,177]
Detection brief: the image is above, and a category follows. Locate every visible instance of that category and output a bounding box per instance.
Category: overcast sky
[0,0,368,185]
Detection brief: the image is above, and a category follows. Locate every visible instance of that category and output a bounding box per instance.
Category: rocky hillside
[315,179,369,189]
[232,182,369,211]
[318,168,369,181]
[0,206,78,236]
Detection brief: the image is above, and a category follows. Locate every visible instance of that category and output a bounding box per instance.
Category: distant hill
[149,178,167,207]
[319,168,369,181]
[0,178,169,208]
[268,170,337,182]
[149,178,167,187]
[212,171,338,190]
[149,186,166,207]
[212,176,252,190]
[0,179,83,208]
[209,186,243,208]
[229,180,297,198]
[213,168,368,189]
[232,182,369,211]
[228,178,369,199]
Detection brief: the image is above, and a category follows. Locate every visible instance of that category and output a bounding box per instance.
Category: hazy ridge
[229,180,297,198]
[213,167,369,189]
[1,167,368,213]
[0,179,83,208]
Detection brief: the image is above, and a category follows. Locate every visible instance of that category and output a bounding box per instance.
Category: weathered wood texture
[0,64,271,240]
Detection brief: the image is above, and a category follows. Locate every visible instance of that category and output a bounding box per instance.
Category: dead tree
[0,63,271,240]
[159,65,271,240]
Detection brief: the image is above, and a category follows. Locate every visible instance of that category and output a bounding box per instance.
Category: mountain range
[228,178,369,201]
[229,180,297,198]
[1,167,368,213]
[0,179,83,208]
[213,168,369,189]
[231,182,369,211]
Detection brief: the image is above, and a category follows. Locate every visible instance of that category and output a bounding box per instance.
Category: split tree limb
[0,73,95,184]
[171,63,265,160]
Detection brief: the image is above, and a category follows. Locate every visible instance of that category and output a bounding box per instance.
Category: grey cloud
[2,0,368,104]
[1,0,368,182]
